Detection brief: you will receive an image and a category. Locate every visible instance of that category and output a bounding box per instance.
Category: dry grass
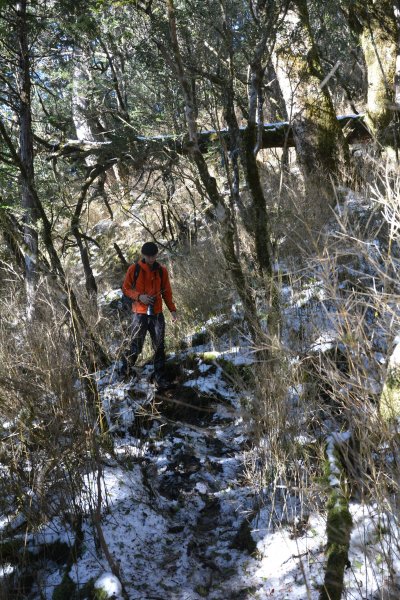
[240,157,400,597]
[0,278,111,596]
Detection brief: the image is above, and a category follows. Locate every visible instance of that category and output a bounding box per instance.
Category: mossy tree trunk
[320,434,353,600]
[218,2,283,340]
[243,63,273,276]
[276,0,349,180]
[320,489,352,600]
[348,0,398,144]
[220,6,274,277]
[361,3,397,143]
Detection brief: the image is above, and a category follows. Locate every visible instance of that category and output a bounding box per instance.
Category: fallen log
[46,114,368,162]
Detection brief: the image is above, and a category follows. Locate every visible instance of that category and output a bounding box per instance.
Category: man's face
[143,253,158,265]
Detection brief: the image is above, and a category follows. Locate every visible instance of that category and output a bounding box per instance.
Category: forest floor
[21,332,400,600]
[2,190,400,599]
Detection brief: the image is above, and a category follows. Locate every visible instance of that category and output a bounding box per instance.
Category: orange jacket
[122,259,176,315]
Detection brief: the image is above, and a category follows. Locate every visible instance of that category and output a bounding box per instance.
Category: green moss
[201,351,218,362]
[195,585,209,597]
[380,381,400,421]
[215,357,237,376]
[217,358,254,387]
[320,461,353,600]
[93,589,110,600]
[326,493,353,546]
[199,354,254,384]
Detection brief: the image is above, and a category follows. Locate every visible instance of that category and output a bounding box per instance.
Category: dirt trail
[104,367,258,599]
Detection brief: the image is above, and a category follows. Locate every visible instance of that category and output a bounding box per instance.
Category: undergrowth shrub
[246,159,400,598]
[0,280,109,598]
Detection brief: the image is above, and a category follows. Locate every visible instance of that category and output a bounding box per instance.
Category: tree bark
[396,5,400,109]
[220,3,273,276]
[360,1,398,142]
[0,206,26,272]
[15,0,38,319]
[165,0,261,341]
[276,1,349,179]
[72,48,97,155]
[347,0,398,144]
[265,60,288,123]
[72,48,100,297]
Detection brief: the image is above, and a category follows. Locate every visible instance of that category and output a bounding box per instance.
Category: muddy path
[98,361,260,599]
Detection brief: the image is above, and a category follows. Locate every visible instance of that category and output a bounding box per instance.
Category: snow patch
[94,572,122,598]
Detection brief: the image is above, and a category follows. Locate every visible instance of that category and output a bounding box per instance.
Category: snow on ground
[1,344,396,599]
[252,512,327,598]
[1,294,400,599]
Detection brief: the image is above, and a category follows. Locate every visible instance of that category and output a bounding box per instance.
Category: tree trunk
[219,3,274,276]
[264,60,290,167]
[276,1,349,180]
[16,0,38,319]
[347,0,398,144]
[165,0,261,341]
[319,435,352,600]
[0,118,108,366]
[243,60,273,275]
[360,1,398,142]
[72,48,97,153]
[0,208,26,272]
[265,60,288,123]
[396,5,400,109]
[72,48,99,297]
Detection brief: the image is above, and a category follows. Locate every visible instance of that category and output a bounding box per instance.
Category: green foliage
[92,592,107,600]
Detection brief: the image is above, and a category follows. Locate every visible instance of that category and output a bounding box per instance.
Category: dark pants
[123,313,166,382]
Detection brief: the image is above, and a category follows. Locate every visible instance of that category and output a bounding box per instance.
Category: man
[121,241,177,389]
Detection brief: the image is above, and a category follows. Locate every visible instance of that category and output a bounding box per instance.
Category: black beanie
[141,241,158,256]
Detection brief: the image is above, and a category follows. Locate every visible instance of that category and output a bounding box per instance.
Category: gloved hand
[139,294,155,305]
